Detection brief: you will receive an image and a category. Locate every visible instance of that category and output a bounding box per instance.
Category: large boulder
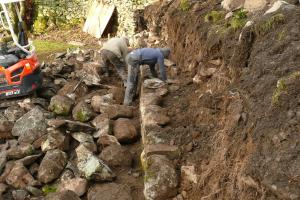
[113,118,138,143]
[99,145,133,167]
[91,94,115,113]
[58,178,87,197]
[41,129,69,152]
[0,120,13,139]
[76,144,115,181]
[87,183,132,200]
[75,62,101,86]
[12,107,47,144]
[221,0,245,10]
[38,149,68,184]
[72,101,95,122]
[48,95,74,116]
[6,144,35,160]
[142,155,178,200]
[244,0,267,12]
[45,190,81,200]
[6,163,37,189]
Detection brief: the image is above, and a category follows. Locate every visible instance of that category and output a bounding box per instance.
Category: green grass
[179,0,191,11]
[42,185,57,195]
[229,8,248,30]
[254,13,285,36]
[205,11,225,23]
[34,40,77,55]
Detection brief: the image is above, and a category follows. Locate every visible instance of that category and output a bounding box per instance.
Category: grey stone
[38,149,68,184]
[48,95,74,116]
[99,145,133,167]
[76,144,115,181]
[12,107,47,144]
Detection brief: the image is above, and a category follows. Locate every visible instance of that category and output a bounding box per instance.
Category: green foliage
[42,185,57,195]
[229,8,248,30]
[205,11,225,23]
[180,0,191,12]
[272,71,300,106]
[33,16,48,34]
[254,13,285,36]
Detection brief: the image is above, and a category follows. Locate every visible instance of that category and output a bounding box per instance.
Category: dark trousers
[101,49,127,83]
[123,54,158,106]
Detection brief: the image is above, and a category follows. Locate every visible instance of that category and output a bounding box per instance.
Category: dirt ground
[144,1,300,199]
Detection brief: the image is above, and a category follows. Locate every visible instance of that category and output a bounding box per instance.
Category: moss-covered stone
[49,95,74,116]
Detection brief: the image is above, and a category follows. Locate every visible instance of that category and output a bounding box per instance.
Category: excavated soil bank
[143,1,300,199]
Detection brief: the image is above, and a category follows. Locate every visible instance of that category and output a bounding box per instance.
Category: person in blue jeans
[123,47,170,106]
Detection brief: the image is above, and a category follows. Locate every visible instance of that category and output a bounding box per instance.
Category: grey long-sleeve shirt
[128,48,167,81]
[101,37,128,61]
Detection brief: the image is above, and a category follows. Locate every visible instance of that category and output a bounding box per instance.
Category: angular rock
[26,186,43,197]
[143,155,178,200]
[144,144,180,160]
[76,144,115,181]
[6,144,35,160]
[38,149,68,184]
[72,101,95,122]
[17,154,42,166]
[0,120,13,139]
[100,104,133,119]
[12,189,30,200]
[91,94,115,113]
[264,0,296,14]
[108,87,124,104]
[45,190,81,200]
[143,105,170,127]
[99,145,133,167]
[71,132,94,143]
[0,183,8,196]
[244,0,267,12]
[6,163,37,189]
[140,93,162,108]
[181,166,198,184]
[57,80,88,99]
[97,134,121,147]
[92,114,111,137]
[48,95,74,116]
[32,135,47,149]
[75,62,101,86]
[88,183,132,200]
[58,178,87,197]
[41,130,69,152]
[221,0,245,10]
[47,119,96,133]
[144,78,166,89]
[12,107,47,144]
[113,118,138,143]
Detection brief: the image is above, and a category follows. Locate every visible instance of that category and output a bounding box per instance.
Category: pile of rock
[0,48,140,199]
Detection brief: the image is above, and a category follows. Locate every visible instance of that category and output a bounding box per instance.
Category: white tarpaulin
[83,0,115,38]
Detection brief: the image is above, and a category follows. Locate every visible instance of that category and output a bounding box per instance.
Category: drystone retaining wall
[33,0,156,36]
[139,70,180,199]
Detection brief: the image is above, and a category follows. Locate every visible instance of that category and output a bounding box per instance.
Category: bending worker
[100,37,129,86]
[123,47,171,106]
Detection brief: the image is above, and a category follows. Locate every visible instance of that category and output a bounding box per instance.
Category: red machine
[0,0,42,99]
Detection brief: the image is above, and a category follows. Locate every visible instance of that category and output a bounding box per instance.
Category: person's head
[159,47,171,59]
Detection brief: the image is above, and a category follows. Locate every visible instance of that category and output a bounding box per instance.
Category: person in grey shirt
[123,47,171,106]
[100,37,129,86]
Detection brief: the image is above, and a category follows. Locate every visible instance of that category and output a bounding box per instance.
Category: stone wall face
[33,0,155,36]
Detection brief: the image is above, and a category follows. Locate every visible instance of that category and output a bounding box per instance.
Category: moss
[50,104,70,116]
[179,0,190,12]
[75,110,91,122]
[272,71,300,106]
[254,13,285,36]
[229,8,248,30]
[277,30,286,41]
[33,16,48,34]
[42,185,57,195]
[205,11,225,24]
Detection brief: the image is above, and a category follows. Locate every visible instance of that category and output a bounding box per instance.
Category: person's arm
[157,53,167,81]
